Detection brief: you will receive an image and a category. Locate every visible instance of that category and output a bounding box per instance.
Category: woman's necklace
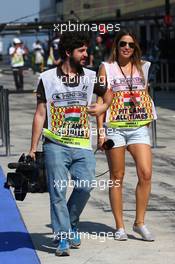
[118,63,133,91]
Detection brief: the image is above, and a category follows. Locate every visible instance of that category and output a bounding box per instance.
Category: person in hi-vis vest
[29,31,111,257]
[9,38,27,90]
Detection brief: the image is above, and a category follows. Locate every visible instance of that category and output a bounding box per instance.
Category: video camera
[4,151,47,201]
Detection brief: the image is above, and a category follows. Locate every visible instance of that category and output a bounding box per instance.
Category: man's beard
[69,56,84,72]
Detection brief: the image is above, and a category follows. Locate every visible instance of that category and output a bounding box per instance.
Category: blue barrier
[0,167,41,264]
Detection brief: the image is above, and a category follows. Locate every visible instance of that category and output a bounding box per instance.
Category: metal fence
[0,87,35,156]
[0,86,10,156]
[149,83,157,148]
[153,59,175,91]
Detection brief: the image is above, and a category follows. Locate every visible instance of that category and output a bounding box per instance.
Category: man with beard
[29,31,111,257]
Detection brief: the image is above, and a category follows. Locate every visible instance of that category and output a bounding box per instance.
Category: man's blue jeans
[43,142,96,237]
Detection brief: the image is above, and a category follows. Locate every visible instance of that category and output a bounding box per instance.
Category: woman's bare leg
[106,147,126,229]
[127,144,152,226]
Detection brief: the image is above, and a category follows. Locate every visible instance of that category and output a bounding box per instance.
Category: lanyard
[118,63,133,91]
[118,63,140,106]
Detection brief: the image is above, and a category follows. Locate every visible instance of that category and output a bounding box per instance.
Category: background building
[39,0,175,22]
[39,0,175,53]
[39,0,57,21]
[55,0,175,21]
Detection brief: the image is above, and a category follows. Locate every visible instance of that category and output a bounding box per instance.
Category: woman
[97,30,157,241]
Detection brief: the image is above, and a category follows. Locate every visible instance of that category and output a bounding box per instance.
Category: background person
[32,40,44,74]
[89,35,106,72]
[47,36,61,69]
[9,38,27,90]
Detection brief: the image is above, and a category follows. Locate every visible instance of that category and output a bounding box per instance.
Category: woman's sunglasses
[119,41,135,49]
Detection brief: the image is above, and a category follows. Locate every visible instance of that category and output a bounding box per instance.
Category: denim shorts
[106,126,151,148]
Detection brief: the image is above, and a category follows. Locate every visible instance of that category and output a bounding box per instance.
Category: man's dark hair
[58,31,90,60]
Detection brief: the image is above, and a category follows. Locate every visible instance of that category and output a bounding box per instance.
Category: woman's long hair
[109,30,145,83]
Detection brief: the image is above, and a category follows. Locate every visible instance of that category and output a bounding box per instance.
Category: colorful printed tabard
[43,128,91,148]
[44,103,91,149]
[64,107,81,122]
[108,90,154,128]
[40,67,96,149]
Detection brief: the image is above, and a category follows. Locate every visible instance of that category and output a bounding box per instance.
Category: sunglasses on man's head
[119,41,135,49]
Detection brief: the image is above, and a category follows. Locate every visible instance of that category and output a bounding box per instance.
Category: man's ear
[65,50,71,58]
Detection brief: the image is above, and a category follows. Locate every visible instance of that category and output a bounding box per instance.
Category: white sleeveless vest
[103,61,157,128]
[41,67,96,149]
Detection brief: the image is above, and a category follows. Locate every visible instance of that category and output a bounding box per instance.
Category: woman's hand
[97,134,106,151]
